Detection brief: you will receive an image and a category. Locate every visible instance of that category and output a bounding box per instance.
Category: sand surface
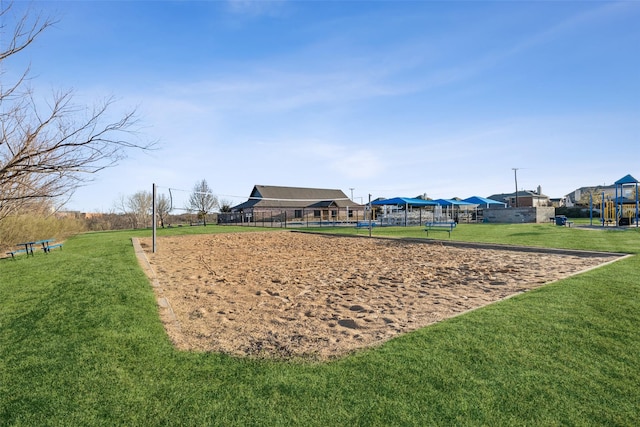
[138,231,619,360]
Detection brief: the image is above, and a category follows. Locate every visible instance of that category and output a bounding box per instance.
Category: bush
[0,213,86,253]
[554,207,595,218]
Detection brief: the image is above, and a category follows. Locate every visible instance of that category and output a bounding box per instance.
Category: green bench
[356,221,378,229]
[6,248,31,259]
[43,242,63,253]
[424,222,456,238]
[32,239,62,253]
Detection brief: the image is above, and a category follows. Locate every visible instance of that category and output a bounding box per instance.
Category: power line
[156,186,351,203]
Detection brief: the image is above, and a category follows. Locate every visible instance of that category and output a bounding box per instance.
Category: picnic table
[11,241,36,258]
[6,239,62,259]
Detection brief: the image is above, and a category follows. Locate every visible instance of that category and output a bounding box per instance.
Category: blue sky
[11,1,640,211]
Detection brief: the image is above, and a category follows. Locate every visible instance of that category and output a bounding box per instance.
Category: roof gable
[252,185,350,202]
[487,191,549,201]
[233,185,360,210]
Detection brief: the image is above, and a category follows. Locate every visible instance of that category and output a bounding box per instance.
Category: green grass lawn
[1,223,639,426]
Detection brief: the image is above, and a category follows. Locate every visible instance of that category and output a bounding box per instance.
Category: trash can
[555,215,567,226]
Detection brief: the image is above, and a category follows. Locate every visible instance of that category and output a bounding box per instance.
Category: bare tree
[156,193,171,228]
[187,179,218,226]
[0,3,153,221]
[219,198,233,212]
[127,191,152,229]
[577,188,601,207]
[113,194,135,229]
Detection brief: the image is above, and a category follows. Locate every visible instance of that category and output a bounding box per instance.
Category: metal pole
[152,183,157,253]
[615,184,619,227]
[368,194,372,237]
[405,202,408,227]
[512,168,519,207]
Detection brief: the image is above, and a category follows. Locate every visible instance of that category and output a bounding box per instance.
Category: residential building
[488,186,551,208]
[223,185,365,224]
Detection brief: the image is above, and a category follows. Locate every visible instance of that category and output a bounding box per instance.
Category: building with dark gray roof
[223,185,365,225]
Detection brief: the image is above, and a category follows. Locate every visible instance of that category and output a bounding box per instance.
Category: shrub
[0,213,86,253]
[555,207,594,218]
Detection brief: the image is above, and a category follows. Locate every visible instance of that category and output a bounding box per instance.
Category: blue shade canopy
[371,197,439,207]
[615,174,639,185]
[462,196,507,207]
[432,199,476,207]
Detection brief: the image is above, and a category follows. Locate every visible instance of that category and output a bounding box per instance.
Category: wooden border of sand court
[132,237,182,335]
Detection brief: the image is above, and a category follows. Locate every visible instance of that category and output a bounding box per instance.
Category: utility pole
[349,188,355,201]
[512,168,519,207]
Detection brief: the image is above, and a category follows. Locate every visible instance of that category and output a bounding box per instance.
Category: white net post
[152,183,157,253]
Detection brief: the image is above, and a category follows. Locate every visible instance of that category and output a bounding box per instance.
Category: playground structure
[590,174,639,227]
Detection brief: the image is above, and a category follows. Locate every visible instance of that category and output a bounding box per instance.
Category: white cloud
[308,145,384,180]
[226,0,287,17]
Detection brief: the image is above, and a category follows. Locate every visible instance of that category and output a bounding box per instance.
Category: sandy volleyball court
[137,231,620,360]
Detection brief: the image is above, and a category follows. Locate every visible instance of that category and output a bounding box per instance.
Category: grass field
[1,223,639,426]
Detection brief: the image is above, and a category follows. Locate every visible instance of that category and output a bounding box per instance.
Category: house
[222,185,365,224]
[564,184,629,207]
[564,185,617,207]
[488,186,551,208]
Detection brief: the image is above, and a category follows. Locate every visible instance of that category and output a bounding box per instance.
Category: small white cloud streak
[143,2,637,125]
[437,2,632,92]
[226,0,287,17]
[154,65,407,118]
[291,142,384,180]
